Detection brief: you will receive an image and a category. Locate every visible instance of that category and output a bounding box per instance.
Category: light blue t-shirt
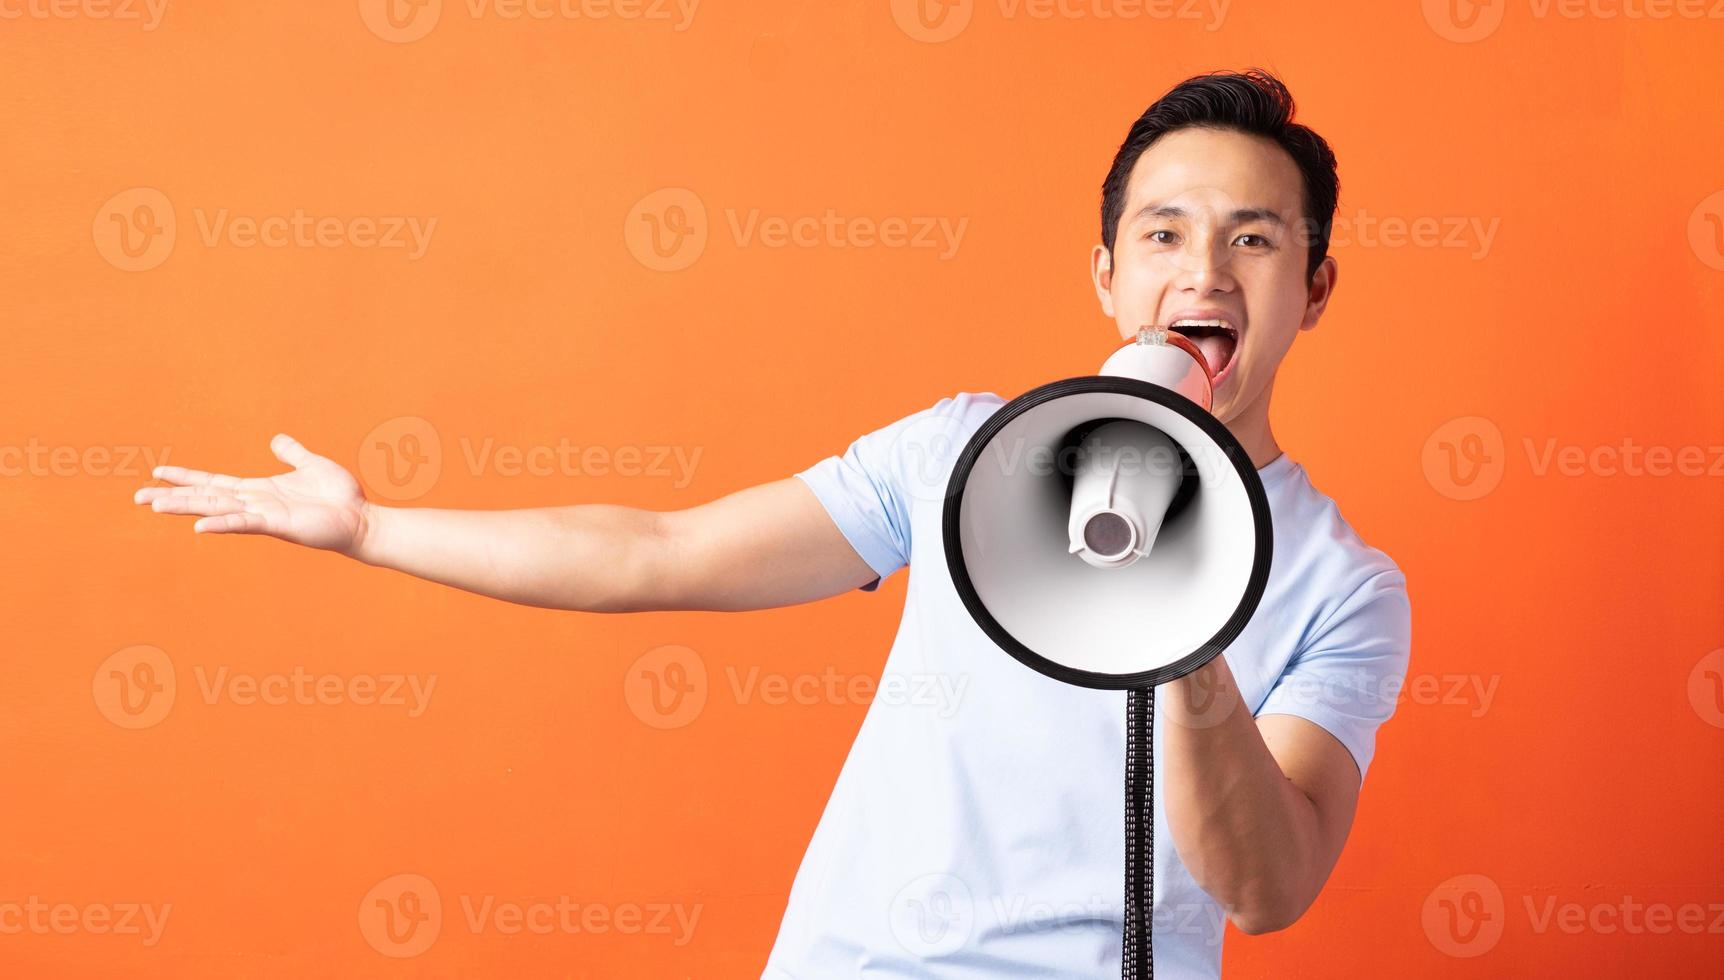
[765,391,1412,979]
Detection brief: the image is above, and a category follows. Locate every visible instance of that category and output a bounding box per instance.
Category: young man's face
[1090,125,1337,426]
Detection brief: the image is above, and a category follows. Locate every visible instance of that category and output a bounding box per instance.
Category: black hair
[1099,68,1339,283]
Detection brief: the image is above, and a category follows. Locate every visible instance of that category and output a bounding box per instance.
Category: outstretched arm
[135,433,878,613]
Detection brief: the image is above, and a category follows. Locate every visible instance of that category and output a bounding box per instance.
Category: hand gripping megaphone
[941,326,1274,978]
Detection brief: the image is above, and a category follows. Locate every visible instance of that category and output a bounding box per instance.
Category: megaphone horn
[941,326,1274,690]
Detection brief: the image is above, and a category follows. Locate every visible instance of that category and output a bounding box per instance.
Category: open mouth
[1167,318,1240,382]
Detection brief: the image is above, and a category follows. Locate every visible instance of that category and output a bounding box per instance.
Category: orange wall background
[5,1,1723,976]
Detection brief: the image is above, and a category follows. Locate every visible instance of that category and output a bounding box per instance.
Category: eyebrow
[1130,204,1286,225]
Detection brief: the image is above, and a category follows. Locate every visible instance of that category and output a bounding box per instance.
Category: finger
[150,493,248,518]
[150,465,246,491]
[141,485,257,502]
[193,511,270,534]
[135,485,226,504]
[270,433,318,469]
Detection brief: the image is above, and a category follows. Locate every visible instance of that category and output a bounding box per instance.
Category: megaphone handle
[1123,685,1154,978]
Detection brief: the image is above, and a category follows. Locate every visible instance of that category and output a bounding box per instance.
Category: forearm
[1161,656,1323,933]
[348,501,663,612]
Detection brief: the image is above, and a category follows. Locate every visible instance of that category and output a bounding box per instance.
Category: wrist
[347,500,387,564]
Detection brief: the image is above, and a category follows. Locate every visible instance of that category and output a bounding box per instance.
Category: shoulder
[927,390,1008,424]
[1272,464,1411,644]
[856,390,1007,438]
[876,390,1010,463]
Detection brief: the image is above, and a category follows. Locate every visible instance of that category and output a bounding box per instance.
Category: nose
[1170,229,1237,295]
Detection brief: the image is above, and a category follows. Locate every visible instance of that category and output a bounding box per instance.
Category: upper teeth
[1171,319,1232,332]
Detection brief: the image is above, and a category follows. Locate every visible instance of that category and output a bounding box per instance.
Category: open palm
[133,433,370,554]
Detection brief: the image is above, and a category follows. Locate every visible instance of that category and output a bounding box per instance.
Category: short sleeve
[792,393,980,593]
[1255,566,1412,782]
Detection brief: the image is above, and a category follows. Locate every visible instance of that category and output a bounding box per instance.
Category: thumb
[270,432,317,468]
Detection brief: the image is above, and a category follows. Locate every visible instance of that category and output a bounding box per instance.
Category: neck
[1221,376,1283,469]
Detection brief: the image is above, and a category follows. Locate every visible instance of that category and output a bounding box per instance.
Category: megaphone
[940,326,1274,976]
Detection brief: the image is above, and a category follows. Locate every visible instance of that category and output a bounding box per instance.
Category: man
[136,68,1411,979]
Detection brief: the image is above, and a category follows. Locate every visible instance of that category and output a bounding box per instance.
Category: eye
[1234,233,1272,248]
[1146,229,1179,245]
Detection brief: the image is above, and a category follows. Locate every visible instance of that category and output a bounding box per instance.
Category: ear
[1300,254,1338,332]
[1090,243,1116,319]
